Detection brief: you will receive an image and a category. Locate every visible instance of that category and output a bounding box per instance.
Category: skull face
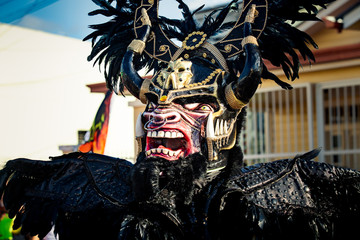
[157,58,193,89]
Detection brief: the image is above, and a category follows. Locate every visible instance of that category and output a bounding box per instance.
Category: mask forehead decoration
[158,58,193,90]
[87,0,322,169]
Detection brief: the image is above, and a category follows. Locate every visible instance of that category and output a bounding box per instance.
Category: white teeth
[206,112,215,138]
[146,130,185,158]
[219,120,224,135]
[215,120,220,136]
[145,148,182,158]
[147,130,184,139]
[176,132,184,138]
[213,119,231,136]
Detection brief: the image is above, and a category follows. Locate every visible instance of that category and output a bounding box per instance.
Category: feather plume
[85,0,335,91]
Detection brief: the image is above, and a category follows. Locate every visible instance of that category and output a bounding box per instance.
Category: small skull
[160,58,193,89]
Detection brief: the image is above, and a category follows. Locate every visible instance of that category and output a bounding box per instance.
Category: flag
[79,91,113,154]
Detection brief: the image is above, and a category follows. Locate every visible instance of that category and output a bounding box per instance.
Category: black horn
[120,9,152,98]
[225,5,263,109]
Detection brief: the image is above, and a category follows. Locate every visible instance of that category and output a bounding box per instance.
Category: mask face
[143,101,216,161]
[139,57,241,162]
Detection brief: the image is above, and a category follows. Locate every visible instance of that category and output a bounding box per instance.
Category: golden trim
[241,36,258,47]
[184,69,222,88]
[127,39,146,54]
[141,8,152,26]
[225,84,246,109]
[139,79,152,104]
[245,4,258,23]
[207,138,214,161]
[203,42,229,72]
[182,31,207,50]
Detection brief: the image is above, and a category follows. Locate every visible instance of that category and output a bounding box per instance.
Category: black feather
[257,0,335,88]
[84,0,146,94]
[85,0,335,91]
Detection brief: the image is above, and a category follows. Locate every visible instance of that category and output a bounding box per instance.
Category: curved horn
[225,5,263,109]
[134,0,179,63]
[214,0,267,59]
[120,9,152,98]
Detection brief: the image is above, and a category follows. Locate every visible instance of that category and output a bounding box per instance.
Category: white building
[0,23,135,166]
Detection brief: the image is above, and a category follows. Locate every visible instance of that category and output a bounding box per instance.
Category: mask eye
[198,105,212,111]
[183,103,213,112]
[178,67,185,72]
[183,103,200,110]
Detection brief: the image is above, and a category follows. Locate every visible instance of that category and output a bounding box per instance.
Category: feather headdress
[85,0,334,93]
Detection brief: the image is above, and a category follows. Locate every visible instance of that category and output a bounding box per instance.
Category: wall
[0,24,107,165]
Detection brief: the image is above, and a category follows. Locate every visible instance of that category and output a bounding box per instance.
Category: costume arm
[211,149,360,239]
[0,153,133,239]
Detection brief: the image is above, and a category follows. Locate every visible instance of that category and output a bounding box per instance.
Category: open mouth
[145,130,189,161]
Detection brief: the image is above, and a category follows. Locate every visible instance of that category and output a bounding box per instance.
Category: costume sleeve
[211,149,360,239]
[0,152,134,239]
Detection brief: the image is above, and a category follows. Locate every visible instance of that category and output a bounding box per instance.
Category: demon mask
[86,0,323,200]
[117,3,265,172]
[86,0,316,170]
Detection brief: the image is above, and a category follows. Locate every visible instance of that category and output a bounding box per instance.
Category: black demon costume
[1,0,359,239]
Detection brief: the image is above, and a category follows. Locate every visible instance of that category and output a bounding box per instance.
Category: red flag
[79,91,113,154]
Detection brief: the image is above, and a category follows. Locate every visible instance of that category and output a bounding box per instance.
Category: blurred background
[0,0,136,164]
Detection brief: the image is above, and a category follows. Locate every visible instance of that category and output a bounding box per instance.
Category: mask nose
[143,108,181,130]
[151,108,181,124]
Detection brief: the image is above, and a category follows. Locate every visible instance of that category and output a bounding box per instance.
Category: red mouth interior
[147,138,187,151]
[145,130,190,161]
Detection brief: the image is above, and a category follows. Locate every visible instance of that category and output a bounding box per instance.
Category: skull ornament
[157,58,193,90]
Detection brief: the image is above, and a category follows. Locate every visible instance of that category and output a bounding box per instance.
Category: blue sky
[0,0,229,40]
[1,0,107,39]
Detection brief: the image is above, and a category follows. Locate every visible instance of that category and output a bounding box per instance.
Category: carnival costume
[1,0,359,239]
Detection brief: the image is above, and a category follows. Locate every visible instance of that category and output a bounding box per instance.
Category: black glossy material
[120,51,143,98]
[232,22,262,104]
[0,150,359,239]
